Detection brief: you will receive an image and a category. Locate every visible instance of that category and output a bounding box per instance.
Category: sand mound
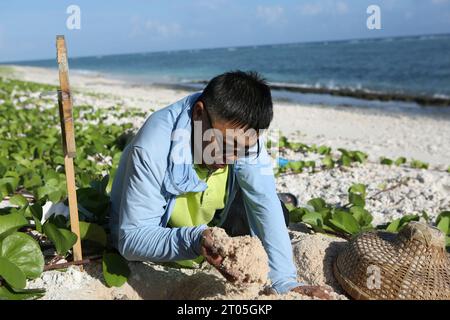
[289,224,347,293]
[209,227,269,285]
[27,227,348,300]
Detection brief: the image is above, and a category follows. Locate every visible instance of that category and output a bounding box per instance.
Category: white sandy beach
[3,65,450,300]
[10,65,450,167]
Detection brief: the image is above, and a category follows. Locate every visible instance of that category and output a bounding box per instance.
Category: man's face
[192,101,259,171]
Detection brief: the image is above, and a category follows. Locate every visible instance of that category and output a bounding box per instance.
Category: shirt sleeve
[234,139,302,294]
[116,146,207,262]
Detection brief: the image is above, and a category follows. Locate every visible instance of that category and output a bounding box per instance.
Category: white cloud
[256,5,285,24]
[145,20,181,38]
[194,0,226,10]
[336,1,349,14]
[299,3,323,15]
[130,16,183,39]
[298,1,349,16]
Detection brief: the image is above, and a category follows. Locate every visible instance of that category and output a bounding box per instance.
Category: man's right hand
[200,228,240,282]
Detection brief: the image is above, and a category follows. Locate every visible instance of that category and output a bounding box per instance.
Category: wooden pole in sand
[56,35,83,263]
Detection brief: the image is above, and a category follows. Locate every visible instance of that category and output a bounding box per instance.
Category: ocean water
[6,34,450,108]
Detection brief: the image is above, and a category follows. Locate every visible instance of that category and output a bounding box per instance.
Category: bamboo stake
[56,35,83,263]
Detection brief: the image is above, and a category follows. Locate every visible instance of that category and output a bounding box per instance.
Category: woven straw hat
[333,221,450,300]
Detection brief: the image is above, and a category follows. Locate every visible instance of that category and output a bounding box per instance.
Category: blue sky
[1,0,449,62]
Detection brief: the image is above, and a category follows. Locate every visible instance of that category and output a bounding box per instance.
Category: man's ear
[192,100,205,121]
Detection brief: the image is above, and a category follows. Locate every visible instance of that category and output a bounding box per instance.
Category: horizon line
[1,31,449,65]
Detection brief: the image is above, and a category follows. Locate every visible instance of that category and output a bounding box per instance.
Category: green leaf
[447,166,450,174]
[349,206,373,227]
[24,174,42,189]
[348,184,366,207]
[46,178,59,188]
[29,203,43,233]
[9,194,28,207]
[329,210,361,235]
[385,218,401,233]
[340,154,352,166]
[0,257,26,289]
[288,142,302,151]
[278,136,288,148]
[76,187,110,223]
[301,211,324,232]
[288,161,304,173]
[410,159,429,169]
[90,175,109,195]
[318,208,332,220]
[307,198,327,211]
[421,211,431,223]
[0,232,44,279]
[79,221,107,247]
[386,214,420,233]
[0,285,45,300]
[380,157,393,165]
[354,151,367,163]
[289,207,307,223]
[321,224,337,233]
[338,148,350,157]
[48,190,62,203]
[305,161,316,170]
[173,256,205,269]
[349,193,365,207]
[102,252,130,287]
[399,214,420,228]
[394,157,407,166]
[42,222,78,256]
[0,177,19,195]
[322,155,334,169]
[48,214,68,229]
[436,211,450,235]
[0,211,28,236]
[348,183,367,198]
[284,203,296,212]
[36,185,52,201]
[317,145,331,155]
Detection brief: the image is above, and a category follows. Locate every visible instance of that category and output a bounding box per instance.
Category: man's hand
[200,228,240,282]
[291,285,332,300]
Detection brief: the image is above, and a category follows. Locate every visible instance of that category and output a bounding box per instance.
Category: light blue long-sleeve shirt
[109,91,300,294]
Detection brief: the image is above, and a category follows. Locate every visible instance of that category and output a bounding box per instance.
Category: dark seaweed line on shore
[189,80,450,107]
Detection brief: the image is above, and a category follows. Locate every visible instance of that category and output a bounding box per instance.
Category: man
[109,70,330,298]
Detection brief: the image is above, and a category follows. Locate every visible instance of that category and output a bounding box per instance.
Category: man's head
[192,70,273,170]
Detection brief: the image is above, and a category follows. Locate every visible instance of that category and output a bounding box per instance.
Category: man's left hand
[291,285,332,300]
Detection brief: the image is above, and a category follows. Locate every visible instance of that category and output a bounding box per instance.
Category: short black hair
[198,70,273,130]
